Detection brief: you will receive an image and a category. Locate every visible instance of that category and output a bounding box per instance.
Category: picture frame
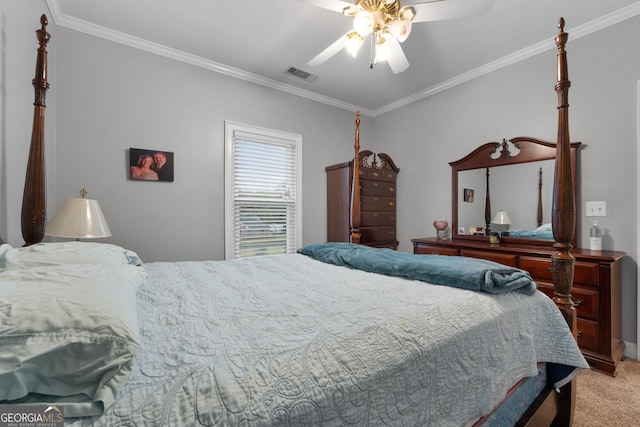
[463,188,474,202]
[129,148,174,182]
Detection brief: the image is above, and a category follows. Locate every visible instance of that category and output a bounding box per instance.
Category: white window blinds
[224,122,301,259]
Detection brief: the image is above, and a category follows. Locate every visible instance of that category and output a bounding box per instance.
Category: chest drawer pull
[571,296,584,307]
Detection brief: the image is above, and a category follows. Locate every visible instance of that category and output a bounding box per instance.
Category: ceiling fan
[303,0,494,73]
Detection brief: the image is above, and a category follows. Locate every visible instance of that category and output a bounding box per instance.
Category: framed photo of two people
[129,148,174,182]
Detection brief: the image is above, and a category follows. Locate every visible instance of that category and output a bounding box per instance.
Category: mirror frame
[451,137,581,247]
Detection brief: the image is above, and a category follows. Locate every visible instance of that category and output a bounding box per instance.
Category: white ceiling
[47,0,640,116]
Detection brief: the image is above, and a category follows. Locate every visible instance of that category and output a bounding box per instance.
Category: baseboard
[623,340,637,360]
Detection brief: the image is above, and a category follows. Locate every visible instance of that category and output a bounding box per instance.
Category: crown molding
[374,2,640,116]
[46,0,640,118]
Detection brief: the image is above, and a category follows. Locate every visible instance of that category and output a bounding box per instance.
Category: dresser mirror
[451,137,581,247]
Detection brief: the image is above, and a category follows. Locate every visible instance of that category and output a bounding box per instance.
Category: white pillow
[0,242,142,270]
[0,263,147,417]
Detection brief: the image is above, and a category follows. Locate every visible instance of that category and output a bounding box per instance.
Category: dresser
[411,237,626,376]
[326,152,399,249]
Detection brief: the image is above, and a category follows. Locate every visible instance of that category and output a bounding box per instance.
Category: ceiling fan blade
[412,0,494,23]
[386,37,410,74]
[308,33,350,66]
[299,0,353,14]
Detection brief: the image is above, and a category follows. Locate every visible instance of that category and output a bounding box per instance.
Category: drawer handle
[577,329,583,337]
[388,202,394,207]
[388,187,395,193]
[571,296,584,307]
[373,182,379,187]
[372,172,379,177]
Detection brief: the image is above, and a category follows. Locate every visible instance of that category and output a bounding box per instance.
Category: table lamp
[45,189,111,239]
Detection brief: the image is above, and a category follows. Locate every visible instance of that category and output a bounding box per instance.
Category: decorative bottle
[590,221,602,251]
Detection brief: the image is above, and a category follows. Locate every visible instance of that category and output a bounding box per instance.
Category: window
[224,121,301,259]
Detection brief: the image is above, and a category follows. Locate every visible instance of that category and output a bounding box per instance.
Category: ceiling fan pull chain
[369,35,374,69]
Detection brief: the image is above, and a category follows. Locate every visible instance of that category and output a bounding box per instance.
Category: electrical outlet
[585,201,606,217]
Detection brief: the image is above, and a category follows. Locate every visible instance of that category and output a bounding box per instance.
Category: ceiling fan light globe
[375,38,391,62]
[353,11,373,35]
[397,20,412,42]
[346,32,364,57]
[388,18,402,35]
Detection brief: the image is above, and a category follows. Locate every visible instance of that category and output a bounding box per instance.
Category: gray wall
[1,1,637,351]
[53,27,365,262]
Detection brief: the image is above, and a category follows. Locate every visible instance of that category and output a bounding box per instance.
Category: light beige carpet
[574,359,640,426]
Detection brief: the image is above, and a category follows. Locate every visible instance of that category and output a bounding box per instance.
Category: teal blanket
[299,242,537,295]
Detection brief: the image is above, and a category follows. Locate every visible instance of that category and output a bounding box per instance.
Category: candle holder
[433,220,449,241]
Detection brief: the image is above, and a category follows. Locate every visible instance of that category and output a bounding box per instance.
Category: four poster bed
[0,15,588,426]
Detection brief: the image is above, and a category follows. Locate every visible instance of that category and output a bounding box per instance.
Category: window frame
[224,121,302,260]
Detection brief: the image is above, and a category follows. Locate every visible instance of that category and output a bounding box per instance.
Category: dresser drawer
[460,249,518,267]
[360,179,396,197]
[519,257,599,287]
[361,212,395,226]
[361,226,396,243]
[536,282,599,320]
[366,168,396,182]
[361,196,395,212]
[576,318,599,352]
[414,244,459,256]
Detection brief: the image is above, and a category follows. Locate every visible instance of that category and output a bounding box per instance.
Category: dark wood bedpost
[551,18,577,331]
[536,19,578,427]
[350,111,362,244]
[484,168,491,233]
[21,14,50,246]
[537,167,543,227]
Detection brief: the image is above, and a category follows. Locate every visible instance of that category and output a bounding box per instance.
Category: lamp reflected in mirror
[46,189,111,240]
[491,209,511,236]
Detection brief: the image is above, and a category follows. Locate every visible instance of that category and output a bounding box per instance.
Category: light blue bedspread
[299,242,537,295]
[64,254,587,426]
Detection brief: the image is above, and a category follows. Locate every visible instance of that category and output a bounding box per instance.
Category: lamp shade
[46,197,111,239]
[491,210,511,225]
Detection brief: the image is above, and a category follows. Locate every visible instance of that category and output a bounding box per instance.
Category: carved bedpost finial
[22,14,51,246]
[350,111,362,244]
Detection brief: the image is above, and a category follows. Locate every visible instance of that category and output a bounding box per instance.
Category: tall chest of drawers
[326,152,399,249]
[411,237,626,376]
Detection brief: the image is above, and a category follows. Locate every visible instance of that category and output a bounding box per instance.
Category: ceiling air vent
[284,67,318,82]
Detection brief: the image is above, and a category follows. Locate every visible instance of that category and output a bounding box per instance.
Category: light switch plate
[585,201,606,217]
